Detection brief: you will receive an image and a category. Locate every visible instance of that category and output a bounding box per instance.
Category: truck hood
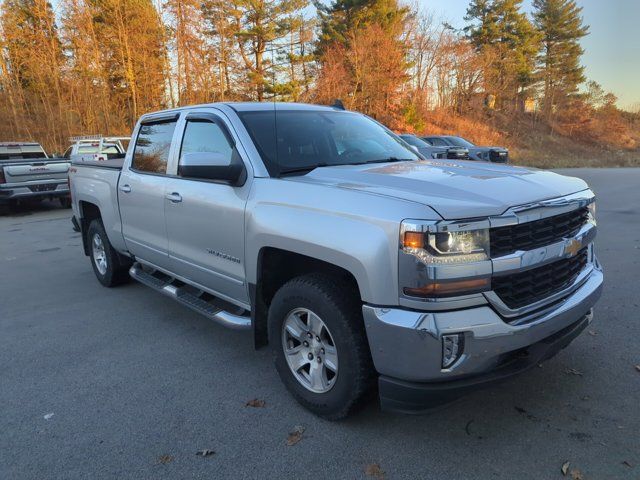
[286,159,589,219]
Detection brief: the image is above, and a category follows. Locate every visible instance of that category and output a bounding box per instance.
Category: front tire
[87,219,131,287]
[268,273,374,420]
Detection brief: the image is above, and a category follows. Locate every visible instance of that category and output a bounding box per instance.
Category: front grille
[493,249,588,309]
[29,184,57,192]
[489,150,509,163]
[447,149,469,160]
[490,207,589,258]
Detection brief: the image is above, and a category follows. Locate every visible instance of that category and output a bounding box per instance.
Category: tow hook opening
[442,333,465,369]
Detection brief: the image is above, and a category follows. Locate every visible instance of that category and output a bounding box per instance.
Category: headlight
[587,201,596,225]
[402,228,490,264]
[400,220,492,298]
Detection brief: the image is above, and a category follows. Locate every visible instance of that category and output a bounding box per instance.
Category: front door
[119,118,178,268]
[164,111,251,307]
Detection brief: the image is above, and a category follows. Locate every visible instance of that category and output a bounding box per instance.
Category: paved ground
[1,168,639,480]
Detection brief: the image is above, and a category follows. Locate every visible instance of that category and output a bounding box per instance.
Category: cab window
[131,120,177,174]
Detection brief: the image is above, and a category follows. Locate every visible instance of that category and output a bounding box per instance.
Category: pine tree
[533,0,589,117]
[316,0,410,53]
[465,0,539,110]
[87,0,168,122]
[313,0,409,124]
[1,0,70,146]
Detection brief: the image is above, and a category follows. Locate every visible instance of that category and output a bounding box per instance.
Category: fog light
[442,334,464,369]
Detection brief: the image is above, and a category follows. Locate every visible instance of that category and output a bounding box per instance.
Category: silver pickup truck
[0,142,71,207]
[69,102,603,419]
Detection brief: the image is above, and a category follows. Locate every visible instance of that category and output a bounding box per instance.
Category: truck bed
[71,156,125,169]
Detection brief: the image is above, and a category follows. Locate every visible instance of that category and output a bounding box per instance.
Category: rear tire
[268,273,375,420]
[87,219,131,287]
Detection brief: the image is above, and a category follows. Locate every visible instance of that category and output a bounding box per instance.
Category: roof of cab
[140,101,343,120]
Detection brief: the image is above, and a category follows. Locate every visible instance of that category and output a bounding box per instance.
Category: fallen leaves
[622,460,633,468]
[635,365,640,373]
[157,454,173,465]
[364,463,385,479]
[561,462,583,479]
[43,413,54,420]
[588,330,598,336]
[286,425,305,446]
[195,449,215,458]
[565,368,583,376]
[245,398,266,408]
[570,469,584,480]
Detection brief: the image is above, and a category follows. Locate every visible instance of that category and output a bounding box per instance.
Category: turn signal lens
[403,231,424,249]
[403,277,491,298]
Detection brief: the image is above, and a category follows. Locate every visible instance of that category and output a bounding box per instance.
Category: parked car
[399,134,469,160]
[69,102,602,419]
[0,142,71,207]
[423,135,509,163]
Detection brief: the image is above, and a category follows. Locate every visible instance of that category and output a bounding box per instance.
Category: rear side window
[132,120,177,174]
[180,120,233,162]
[429,138,447,147]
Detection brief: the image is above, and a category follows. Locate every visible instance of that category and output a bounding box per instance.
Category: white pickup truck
[69,102,602,419]
[63,136,129,163]
[0,142,71,207]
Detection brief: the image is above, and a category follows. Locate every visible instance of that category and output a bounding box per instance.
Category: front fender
[245,180,440,306]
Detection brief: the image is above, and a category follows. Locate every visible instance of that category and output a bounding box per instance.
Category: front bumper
[0,180,69,201]
[363,266,603,412]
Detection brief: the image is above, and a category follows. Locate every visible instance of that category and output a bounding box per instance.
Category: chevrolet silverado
[69,103,602,419]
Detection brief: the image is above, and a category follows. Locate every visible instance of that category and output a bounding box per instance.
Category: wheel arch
[250,247,362,349]
[78,201,102,256]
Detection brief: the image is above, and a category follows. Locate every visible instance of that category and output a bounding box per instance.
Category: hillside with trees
[0,0,637,166]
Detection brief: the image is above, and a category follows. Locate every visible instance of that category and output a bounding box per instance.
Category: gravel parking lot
[1,168,638,480]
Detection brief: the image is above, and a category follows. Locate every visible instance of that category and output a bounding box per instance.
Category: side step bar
[129,263,251,330]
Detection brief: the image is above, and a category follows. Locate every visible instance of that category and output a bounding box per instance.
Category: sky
[423,0,640,111]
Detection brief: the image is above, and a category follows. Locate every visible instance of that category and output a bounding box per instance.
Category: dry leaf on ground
[157,455,173,465]
[364,463,385,479]
[286,425,305,446]
[570,469,584,480]
[245,398,266,408]
[565,368,583,376]
[635,365,640,373]
[622,460,633,468]
[561,461,571,475]
[196,449,215,457]
[588,330,598,336]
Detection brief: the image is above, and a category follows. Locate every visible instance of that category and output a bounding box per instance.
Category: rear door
[119,115,179,268]
[163,110,251,307]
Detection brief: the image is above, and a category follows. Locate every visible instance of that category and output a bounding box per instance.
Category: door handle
[119,184,131,193]
[165,192,182,203]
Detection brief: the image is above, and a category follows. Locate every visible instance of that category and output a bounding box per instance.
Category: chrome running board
[129,263,251,330]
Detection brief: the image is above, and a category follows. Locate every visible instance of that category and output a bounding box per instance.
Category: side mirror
[179,152,246,185]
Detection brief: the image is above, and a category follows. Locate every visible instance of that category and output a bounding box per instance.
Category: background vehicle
[399,134,469,160]
[69,102,602,420]
[423,135,509,163]
[0,142,71,207]
[63,135,130,163]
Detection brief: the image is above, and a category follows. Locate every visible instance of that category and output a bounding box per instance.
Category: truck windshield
[238,110,419,176]
[447,136,475,148]
[400,135,431,148]
[0,145,47,161]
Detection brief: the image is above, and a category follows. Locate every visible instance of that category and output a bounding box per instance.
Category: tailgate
[3,161,70,183]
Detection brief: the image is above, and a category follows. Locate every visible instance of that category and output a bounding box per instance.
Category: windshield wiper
[358,157,414,165]
[278,163,329,177]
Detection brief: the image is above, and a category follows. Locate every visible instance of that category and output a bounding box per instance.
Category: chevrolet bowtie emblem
[565,238,582,258]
